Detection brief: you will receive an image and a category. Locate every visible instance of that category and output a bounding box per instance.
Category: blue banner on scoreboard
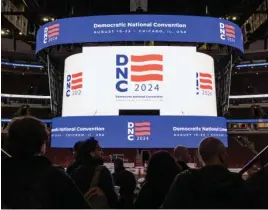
[36,15,243,53]
[51,116,227,148]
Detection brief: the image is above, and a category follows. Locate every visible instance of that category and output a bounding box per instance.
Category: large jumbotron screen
[51,116,227,148]
[49,46,228,148]
[62,46,217,116]
[38,14,241,148]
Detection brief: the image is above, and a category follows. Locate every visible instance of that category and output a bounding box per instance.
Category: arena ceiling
[12,0,262,20]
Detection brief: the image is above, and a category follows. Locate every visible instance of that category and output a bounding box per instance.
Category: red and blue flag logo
[196,72,213,95]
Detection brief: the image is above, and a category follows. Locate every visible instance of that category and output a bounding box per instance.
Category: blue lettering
[116,67,128,79]
[67,74,71,82]
[115,55,128,92]
[66,74,72,97]
[116,81,128,92]
[66,82,71,89]
[66,90,71,97]
[116,54,128,66]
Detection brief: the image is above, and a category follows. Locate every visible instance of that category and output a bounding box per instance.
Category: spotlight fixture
[43,17,55,22]
[1,29,10,35]
[43,17,49,22]
[232,16,237,21]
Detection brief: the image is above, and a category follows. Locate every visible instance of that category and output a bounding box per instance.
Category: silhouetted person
[2,105,30,149]
[134,151,181,209]
[162,137,247,209]
[71,138,118,208]
[112,158,136,208]
[67,141,84,175]
[174,146,190,171]
[1,116,90,209]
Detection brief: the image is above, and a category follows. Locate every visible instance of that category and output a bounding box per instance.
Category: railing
[1,148,11,158]
[1,118,52,123]
[229,94,268,99]
[2,61,267,70]
[1,94,50,99]
[1,95,50,108]
[239,145,268,174]
[1,118,268,123]
[235,62,268,68]
[3,93,268,100]
[1,62,44,69]
[228,119,268,123]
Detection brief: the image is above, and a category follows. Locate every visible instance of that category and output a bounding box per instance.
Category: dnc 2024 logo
[66,72,83,97]
[127,122,151,141]
[196,72,213,96]
[115,54,163,92]
[219,23,235,43]
[43,23,60,44]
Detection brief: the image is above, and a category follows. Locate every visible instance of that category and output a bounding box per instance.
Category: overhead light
[51,18,55,21]
[43,17,49,22]
[1,29,10,35]
[19,32,22,35]
[232,16,237,21]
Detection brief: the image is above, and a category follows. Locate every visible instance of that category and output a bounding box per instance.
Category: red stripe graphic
[225,28,235,34]
[71,78,82,84]
[135,127,151,131]
[224,24,235,30]
[199,73,212,78]
[200,85,212,90]
[72,72,83,78]
[199,79,212,84]
[135,122,150,127]
[131,64,163,72]
[71,84,83,90]
[135,132,151,136]
[48,24,60,29]
[131,74,163,82]
[48,32,59,38]
[226,33,235,38]
[48,28,59,33]
[131,54,163,62]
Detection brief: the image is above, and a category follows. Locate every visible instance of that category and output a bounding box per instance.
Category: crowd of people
[1,116,268,209]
